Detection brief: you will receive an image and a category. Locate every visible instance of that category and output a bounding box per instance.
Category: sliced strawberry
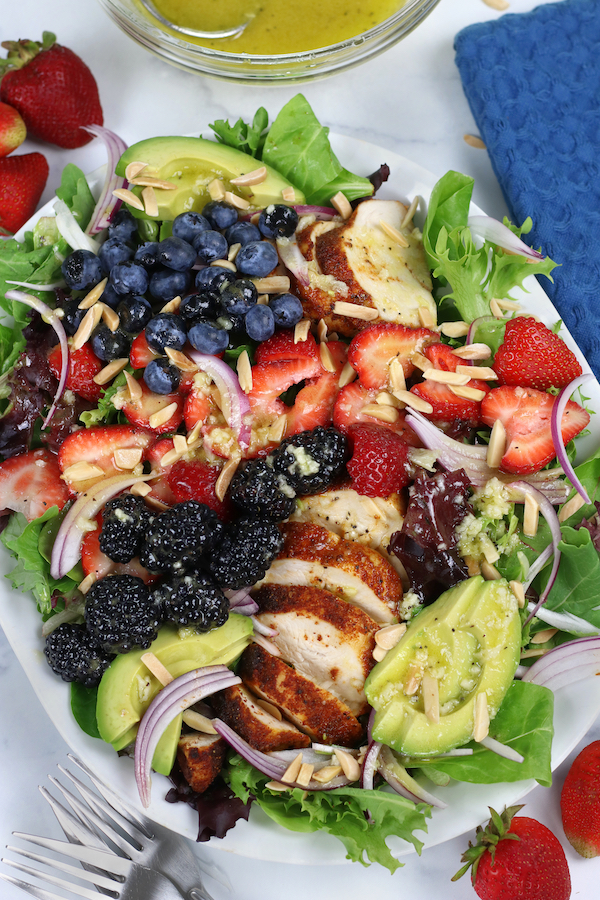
[183,386,212,432]
[323,340,348,374]
[287,372,339,435]
[48,343,104,402]
[248,357,321,418]
[493,316,582,391]
[120,379,184,434]
[58,425,154,492]
[166,459,233,520]
[410,378,490,427]
[130,330,159,370]
[347,425,411,497]
[481,385,590,475]
[81,513,157,584]
[347,323,438,390]
[145,438,177,505]
[254,329,319,364]
[333,381,422,446]
[0,448,70,521]
[424,342,462,372]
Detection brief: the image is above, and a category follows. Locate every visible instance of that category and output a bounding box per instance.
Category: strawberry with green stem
[0,100,26,157]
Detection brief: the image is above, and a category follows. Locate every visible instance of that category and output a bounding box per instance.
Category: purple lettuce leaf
[166,763,253,843]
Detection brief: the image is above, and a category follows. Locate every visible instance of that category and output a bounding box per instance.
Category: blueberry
[235,241,278,278]
[269,292,304,328]
[144,358,181,394]
[110,261,150,296]
[195,266,236,293]
[179,291,221,325]
[108,209,138,243]
[134,241,160,269]
[258,204,299,239]
[90,325,131,362]
[225,220,261,247]
[188,321,230,355]
[61,298,85,336]
[149,268,192,303]
[203,201,239,231]
[217,312,246,339]
[219,279,258,316]
[172,212,211,244]
[145,313,187,353]
[61,250,103,291]
[99,282,123,310]
[245,304,275,342]
[157,235,197,272]
[193,230,229,264]
[117,295,152,334]
[98,237,134,275]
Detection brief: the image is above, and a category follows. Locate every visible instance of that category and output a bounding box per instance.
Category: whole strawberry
[0,100,26,157]
[0,151,48,234]
[0,32,102,148]
[561,740,600,857]
[493,315,582,391]
[453,805,571,900]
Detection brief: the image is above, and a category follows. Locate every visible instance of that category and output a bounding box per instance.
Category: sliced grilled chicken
[291,200,436,336]
[176,733,227,794]
[240,643,364,746]
[254,584,378,716]
[257,521,403,624]
[211,683,310,752]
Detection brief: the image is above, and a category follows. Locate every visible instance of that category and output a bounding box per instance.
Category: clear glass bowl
[96,0,442,83]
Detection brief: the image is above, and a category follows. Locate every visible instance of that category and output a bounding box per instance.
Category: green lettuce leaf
[79,369,130,427]
[55,163,96,229]
[70,683,101,739]
[210,107,269,158]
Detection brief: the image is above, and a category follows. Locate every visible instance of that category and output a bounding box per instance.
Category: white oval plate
[2,133,600,865]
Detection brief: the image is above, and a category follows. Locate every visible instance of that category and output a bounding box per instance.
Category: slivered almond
[403,664,422,696]
[145,495,171,511]
[78,278,108,309]
[418,306,436,328]
[224,191,250,210]
[481,561,501,580]
[334,749,361,782]
[100,303,120,332]
[424,368,471,386]
[160,448,182,467]
[482,0,510,11]
[130,481,152,498]
[72,303,103,350]
[141,652,173,686]
[296,763,315,787]
[375,391,401,407]
[411,352,430,371]
[332,301,378,321]
[112,188,145,210]
[281,186,296,202]
[231,166,268,186]
[452,343,491,360]
[216,457,240,502]
[530,627,559,645]
[465,555,482,576]
[93,357,129,385]
[62,461,105,482]
[129,175,177,190]
[281,752,304,784]
[182,710,218,734]
[78,573,96,595]
[509,580,526,609]
[186,418,204,446]
[161,296,182,314]
[521,648,549,659]
[165,347,197,372]
[486,419,506,468]
[312,765,343,784]
[257,294,269,305]
[328,332,339,341]
[124,161,148,181]
[255,698,283,721]
[268,415,288,443]
[124,371,143,402]
[373,645,388,662]
[211,258,237,272]
[494,298,521,311]
[481,536,500,564]
[237,350,253,393]
[317,318,328,343]
[523,493,540,537]
[149,402,178,430]
[379,219,409,247]
[338,362,357,388]
[113,448,143,470]
[361,403,400,423]
[375,622,407,650]
[173,434,188,455]
[389,357,406,392]
[463,134,487,149]
[441,320,470,338]
[252,276,290,293]
[473,692,490,742]
[294,319,311,343]
[401,196,419,229]
[319,342,336,373]
[227,242,241,262]
[330,191,353,219]
[207,178,226,201]
[422,672,440,724]
[265,781,290,792]
[449,384,487,401]
[141,186,158,217]
[558,492,586,523]
[456,364,497,381]
[489,298,505,318]
[393,390,433,414]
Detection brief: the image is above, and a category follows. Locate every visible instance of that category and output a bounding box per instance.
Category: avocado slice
[96,615,253,774]
[365,576,522,758]
[116,136,305,220]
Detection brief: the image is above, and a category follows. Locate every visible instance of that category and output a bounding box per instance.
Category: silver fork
[0,833,186,900]
[39,755,223,900]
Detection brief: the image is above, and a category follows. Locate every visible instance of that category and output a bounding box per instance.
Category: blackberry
[99,494,152,564]
[209,517,283,589]
[270,426,349,496]
[228,459,296,521]
[84,574,163,654]
[152,570,229,632]
[140,500,223,574]
[44,623,114,687]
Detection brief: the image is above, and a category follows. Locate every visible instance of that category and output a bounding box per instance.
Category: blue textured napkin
[454,0,600,377]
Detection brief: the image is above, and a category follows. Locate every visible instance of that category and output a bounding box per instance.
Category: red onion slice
[479,736,524,763]
[5,289,69,428]
[360,740,381,791]
[53,198,100,254]
[466,315,497,346]
[522,636,600,691]
[187,350,251,449]
[467,216,545,260]
[83,125,128,234]
[276,236,310,287]
[377,745,446,809]
[293,204,337,220]
[6,280,65,291]
[550,373,594,505]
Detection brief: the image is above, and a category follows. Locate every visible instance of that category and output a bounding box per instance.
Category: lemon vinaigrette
[141,0,406,54]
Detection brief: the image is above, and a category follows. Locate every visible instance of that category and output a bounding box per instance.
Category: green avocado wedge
[115,136,306,221]
[96,615,253,775]
[365,576,522,758]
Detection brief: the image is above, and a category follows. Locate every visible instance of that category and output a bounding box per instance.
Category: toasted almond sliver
[481,536,500,564]
[379,219,409,247]
[489,298,505,318]
[255,698,283,721]
[148,401,178,430]
[312,765,343,784]
[78,278,108,310]
[114,448,143,470]
[482,0,510,11]
[521,648,550,659]
[294,319,311,343]
[334,749,361,782]
[509,580,526,609]
[338,361,357,388]
[375,391,401,408]
[93,357,129,385]
[452,343,491,361]
[456,364,497,381]
[530,627,559,645]
[411,352,430,372]
[473,692,490,742]
[268,414,288,443]
[319,342,336,373]
[224,191,250,210]
[465,555,482,576]
[464,134,487,149]
[486,419,506,468]
[161,296,182,314]
[130,481,152,498]
[100,302,120,332]
[558,492,587,523]
[332,300,378,321]
[441,320,470,338]
[129,175,177,190]
[330,191,353,219]
[257,293,269,305]
[389,357,406,393]
[228,242,241,262]
[252,276,290,293]
[317,318,328,343]
[145,495,171,512]
[160,448,182,468]
[173,434,188,456]
[208,178,226,201]
[393,390,433,415]
[125,371,143,402]
[281,186,296,202]
[523,492,540,537]
[400,196,419,230]
[165,347,197,372]
[494,298,521,311]
[78,573,96,595]
[62,461,105,482]
[236,350,253,393]
[215,457,240,502]
[296,763,315,788]
[230,166,268,187]
[281,752,304,784]
[373,645,388,662]
[418,305,436,328]
[265,781,290,792]
[211,259,237,273]
[112,188,145,211]
[182,710,218,734]
[481,560,501,581]
[142,186,159,217]
[423,368,472,386]
[361,403,400,424]
[141,651,174,686]
[422,672,440,725]
[375,622,407,650]
[72,303,103,351]
[403,664,422,696]
[449,384,487,401]
[124,160,148,181]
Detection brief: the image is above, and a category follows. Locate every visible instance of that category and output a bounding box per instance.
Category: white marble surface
[1,0,599,897]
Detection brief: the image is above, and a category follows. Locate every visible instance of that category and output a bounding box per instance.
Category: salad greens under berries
[2,95,600,873]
